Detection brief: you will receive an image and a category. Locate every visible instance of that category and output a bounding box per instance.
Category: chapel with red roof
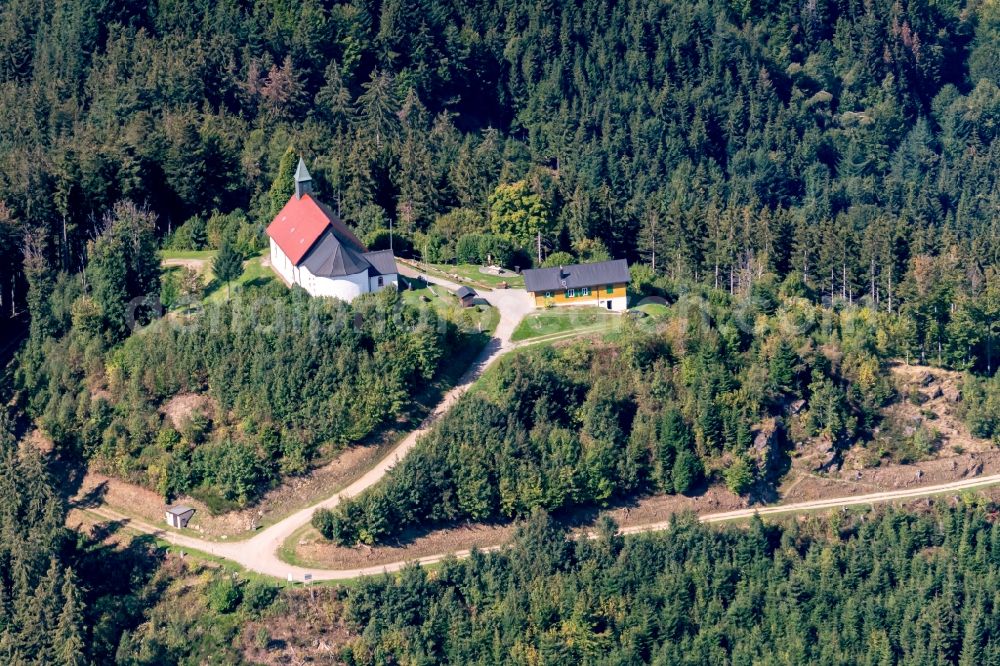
[265,158,398,301]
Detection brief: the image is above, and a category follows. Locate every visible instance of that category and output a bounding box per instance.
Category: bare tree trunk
[887,265,893,313]
[870,258,876,305]
[987,324,993,374]
[651,220,656,273]
[62,214,68,271]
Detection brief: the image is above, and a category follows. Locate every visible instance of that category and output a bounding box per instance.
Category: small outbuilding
[455,286,477,307]
[165,504,195,529]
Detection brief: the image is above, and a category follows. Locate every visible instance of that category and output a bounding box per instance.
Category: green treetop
[268,147,298,216]
[489,180,552,257]
[213,238,243,300]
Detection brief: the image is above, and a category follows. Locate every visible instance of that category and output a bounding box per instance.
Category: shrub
[724,456,755,495]
[312,508,335,540]
[206,576,242,613]
[167,215,208,250]
[541,251,575,268]
[242,580,277,614]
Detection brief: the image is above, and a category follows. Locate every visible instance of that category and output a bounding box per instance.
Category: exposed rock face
[751,417,785,475]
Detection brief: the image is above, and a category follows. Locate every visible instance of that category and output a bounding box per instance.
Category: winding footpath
[85,271,1000,581]
[89,269,534,580]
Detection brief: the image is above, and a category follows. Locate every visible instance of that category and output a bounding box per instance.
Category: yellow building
[522,259,630,311]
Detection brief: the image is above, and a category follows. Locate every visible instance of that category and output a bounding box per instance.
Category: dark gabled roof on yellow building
[522,259,630,292]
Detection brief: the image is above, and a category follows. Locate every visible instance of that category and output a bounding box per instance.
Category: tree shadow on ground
[203,277,222,299]
[89,518,128,542]
[49,454,88,507]
[242,276,273,290]
[73,480,109,509]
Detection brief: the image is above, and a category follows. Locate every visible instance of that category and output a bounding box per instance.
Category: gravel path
[88,271,534,580]
[90,470,1000,581]
[86,273,1000,581]
[161,257,210,272]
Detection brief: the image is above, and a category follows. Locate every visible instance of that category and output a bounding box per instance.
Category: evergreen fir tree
[268,147,298,216]
[54,572,85,666]
[212,239,243,301]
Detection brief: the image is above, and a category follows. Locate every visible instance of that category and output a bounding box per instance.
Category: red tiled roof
[265,194,346,265]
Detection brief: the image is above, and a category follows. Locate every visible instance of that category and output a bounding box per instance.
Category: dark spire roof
[294,157,313,199]
[295,157,311,182]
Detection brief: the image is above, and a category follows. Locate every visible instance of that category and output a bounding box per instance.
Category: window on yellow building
[606,284,614,294]
[566,288,575,298]
[581,287,590,296]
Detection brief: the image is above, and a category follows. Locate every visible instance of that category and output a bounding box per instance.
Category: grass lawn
[160,249,218,261]
[161,249,273,305]
[405,260,525,289]
[634,302,670,318]
[402,283,499,335]
[161,249,498,341]
[203,253,273,303]
[511,307,619,342]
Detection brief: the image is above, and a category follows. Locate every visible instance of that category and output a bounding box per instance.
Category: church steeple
[294,157,312,199]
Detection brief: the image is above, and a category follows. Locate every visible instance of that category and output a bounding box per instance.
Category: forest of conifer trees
[1,0,1000,663]
[1,0,998,317]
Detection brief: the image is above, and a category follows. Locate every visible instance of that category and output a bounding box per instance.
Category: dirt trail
[89,470,1000,581]
[161,257,210,272]
[80,281,1000,582]
[86,270,534,580]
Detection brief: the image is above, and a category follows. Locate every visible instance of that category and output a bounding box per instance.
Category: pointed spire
[294,157,311,182]
[294,157,312,199]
